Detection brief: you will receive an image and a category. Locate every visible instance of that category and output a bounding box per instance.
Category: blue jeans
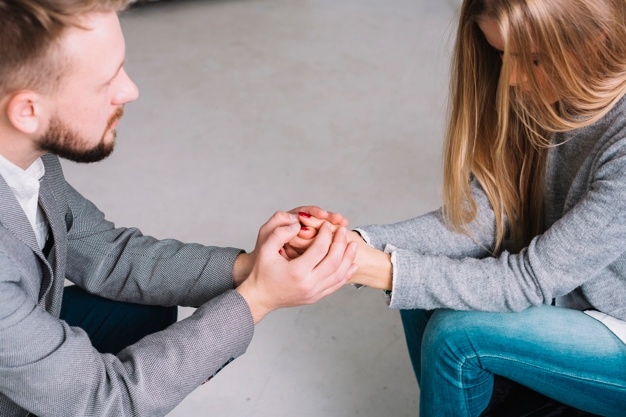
[60,285,178,354]
[400,306,626,417]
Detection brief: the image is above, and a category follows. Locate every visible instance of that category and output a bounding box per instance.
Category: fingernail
[301,226,309,231]
[350,242,358,252]
[278,248,283,255]
[340,227,347,236]
[289,213,298,222]
[288,222,300,230]
[298,211,311,218]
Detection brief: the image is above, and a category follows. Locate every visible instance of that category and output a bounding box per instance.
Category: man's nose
[113,68,139,105]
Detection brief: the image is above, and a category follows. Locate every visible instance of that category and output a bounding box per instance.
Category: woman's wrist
[348,232,392,290]
[364,249,392,290]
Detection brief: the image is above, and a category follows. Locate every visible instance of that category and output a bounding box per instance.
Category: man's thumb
[265,221,301,250]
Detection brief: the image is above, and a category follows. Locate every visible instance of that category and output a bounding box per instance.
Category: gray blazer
[0,154,255,417]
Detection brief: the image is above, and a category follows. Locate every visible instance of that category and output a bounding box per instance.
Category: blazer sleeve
[0,249,254,417]
[64,182,242,307]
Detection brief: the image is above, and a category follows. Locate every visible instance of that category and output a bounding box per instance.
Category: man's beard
[36,107,124,163]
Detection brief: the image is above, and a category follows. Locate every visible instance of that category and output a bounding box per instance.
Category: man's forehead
[57,12,126,76]
[58,12,124,56]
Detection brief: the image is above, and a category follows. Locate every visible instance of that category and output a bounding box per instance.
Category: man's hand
[233,206,348,283]
[236,211,358,323]
[283,212,344,259]
[285,215,393,291]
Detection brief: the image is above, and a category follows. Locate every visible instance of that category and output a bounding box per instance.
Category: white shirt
[0,154,48,249]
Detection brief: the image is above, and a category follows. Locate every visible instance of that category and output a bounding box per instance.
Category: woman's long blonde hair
[444,0,626,252]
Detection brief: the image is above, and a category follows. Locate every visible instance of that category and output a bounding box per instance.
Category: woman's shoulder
[560,94,626,155]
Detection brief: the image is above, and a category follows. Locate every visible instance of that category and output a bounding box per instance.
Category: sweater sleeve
[386,140,626,317]
[356,179,498,260]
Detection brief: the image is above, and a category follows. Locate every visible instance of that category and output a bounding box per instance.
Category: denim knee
[421,309,486,377]
[419,310,494,416]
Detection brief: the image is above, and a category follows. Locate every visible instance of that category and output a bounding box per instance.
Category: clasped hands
[284,208,392,292]
[235,206,392,324]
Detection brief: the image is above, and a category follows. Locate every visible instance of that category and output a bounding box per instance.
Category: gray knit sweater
[357,96,626,323]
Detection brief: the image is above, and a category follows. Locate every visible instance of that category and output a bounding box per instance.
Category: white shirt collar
[0,154,45,199]
[0,154,48,249]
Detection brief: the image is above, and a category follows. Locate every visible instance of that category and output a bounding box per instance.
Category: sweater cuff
[382,244,398,307]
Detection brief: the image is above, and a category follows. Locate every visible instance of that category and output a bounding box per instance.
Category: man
[0,1,358,416]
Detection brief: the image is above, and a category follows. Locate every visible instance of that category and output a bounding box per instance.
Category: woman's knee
[419,310,496,416]
[421,309,489,367]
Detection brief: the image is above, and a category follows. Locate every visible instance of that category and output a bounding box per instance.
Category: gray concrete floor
[61,0,459,415]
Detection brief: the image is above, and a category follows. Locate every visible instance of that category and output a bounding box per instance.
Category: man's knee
[61,286,178,354]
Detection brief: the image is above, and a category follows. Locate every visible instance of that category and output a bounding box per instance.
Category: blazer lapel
[0,155,68,316]
[38,178,68,314]
[0,172,42,257]
[38,180,67,268]
[39,154,68,276]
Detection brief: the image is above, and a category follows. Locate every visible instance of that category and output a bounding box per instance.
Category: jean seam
[461,352,626,392]
[458,353,484,415]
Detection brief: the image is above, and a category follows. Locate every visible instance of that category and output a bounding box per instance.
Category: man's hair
[0,0,129,97]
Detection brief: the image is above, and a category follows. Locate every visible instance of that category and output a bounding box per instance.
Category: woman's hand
[286,219,392,291]
[283,212,343,259]
[253,208,391,291]
[279,206,347,260]
[287,205,348,228]
[233,206,348,283]
[345,231,392,291]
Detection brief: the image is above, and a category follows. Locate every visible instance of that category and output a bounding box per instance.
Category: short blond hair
[0,0,129,97]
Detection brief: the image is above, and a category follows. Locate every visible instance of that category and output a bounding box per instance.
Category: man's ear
[4,91,46,135]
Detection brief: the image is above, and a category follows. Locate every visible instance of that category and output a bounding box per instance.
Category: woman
[289,0,626,415]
